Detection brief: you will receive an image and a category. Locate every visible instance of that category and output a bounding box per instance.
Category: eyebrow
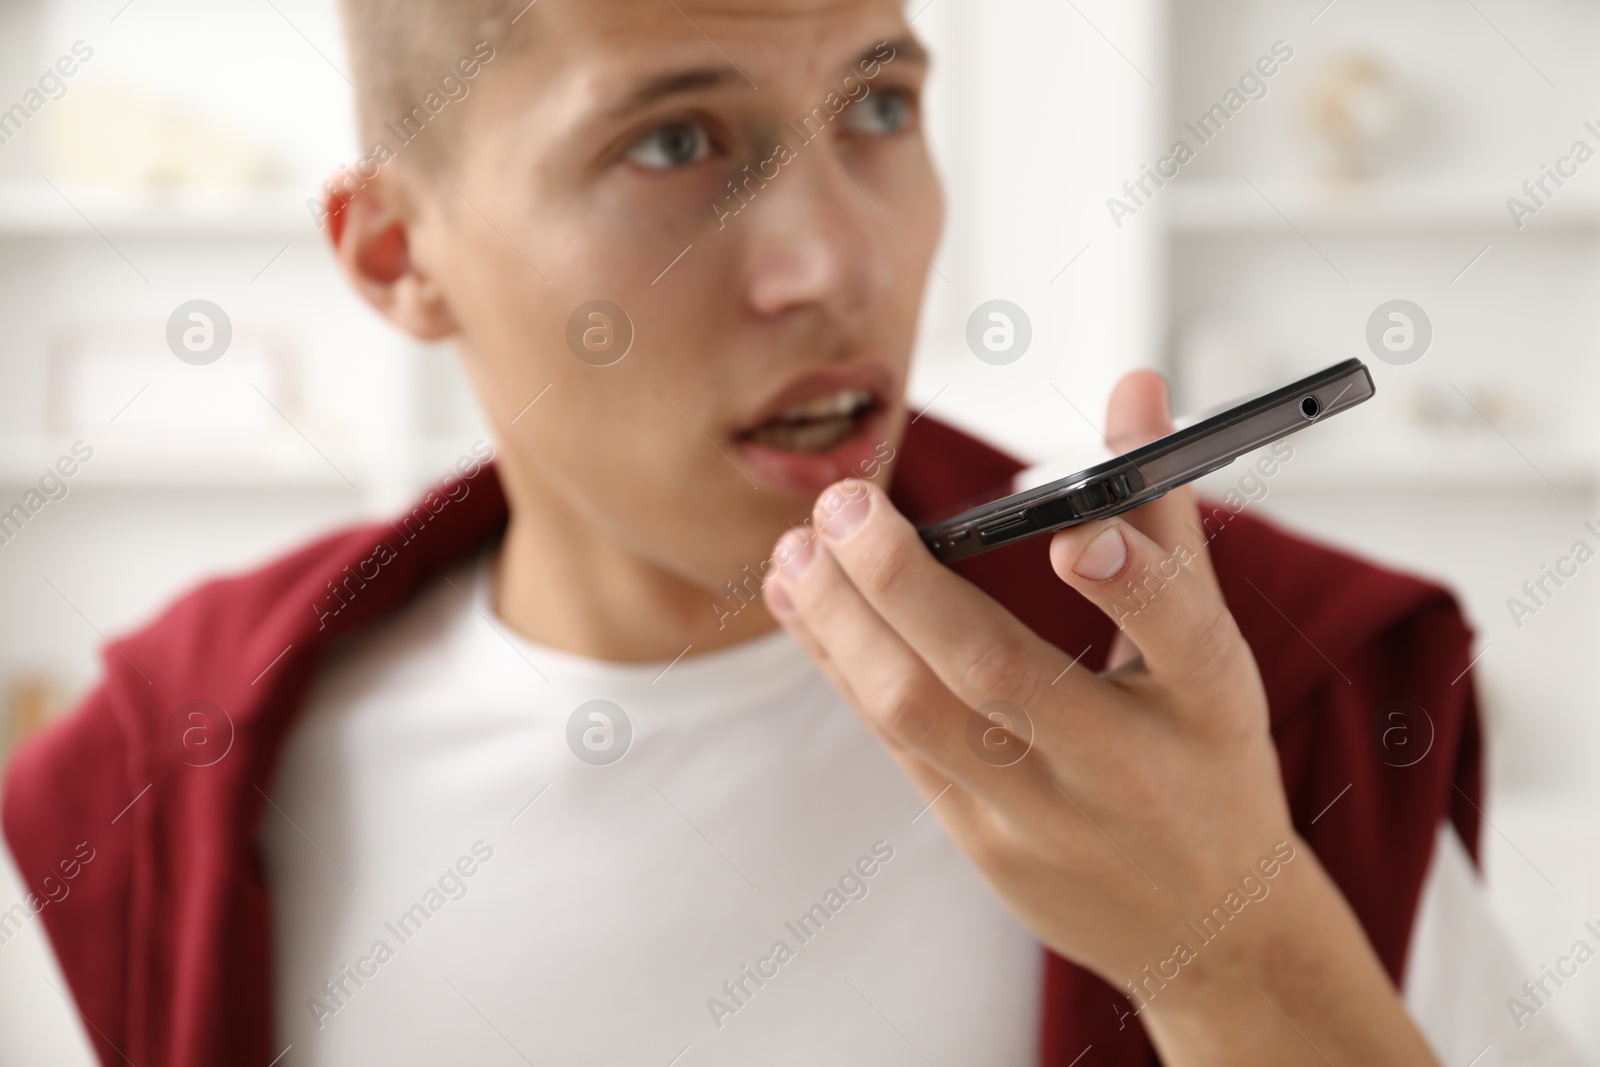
[608,68,740,118]
[873,35,928,69]
[606,34,929,119]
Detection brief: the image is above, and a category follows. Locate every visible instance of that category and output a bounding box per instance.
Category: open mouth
[738,388,879,454]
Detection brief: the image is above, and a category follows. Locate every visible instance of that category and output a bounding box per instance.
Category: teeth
[743,387,875,454]
[748,417,857,453]
[776,388,872,423]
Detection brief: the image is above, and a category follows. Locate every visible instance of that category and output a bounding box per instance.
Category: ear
[323,169,458,341]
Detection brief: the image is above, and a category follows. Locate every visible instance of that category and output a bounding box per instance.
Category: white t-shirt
[244,553,1581,1067]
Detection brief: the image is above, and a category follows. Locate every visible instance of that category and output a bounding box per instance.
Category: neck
[491,487,781,664]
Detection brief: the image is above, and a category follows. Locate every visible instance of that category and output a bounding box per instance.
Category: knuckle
[1041,805,1091,858]
[966,825,1015,873]
[960,637,1039,706]
[974,811,1038,876]
[849,527,921,603]
[876,675,938,743]
[1181,598,1246,685]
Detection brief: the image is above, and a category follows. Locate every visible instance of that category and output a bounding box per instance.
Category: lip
[735,363,898,434]
[731,363,900,498]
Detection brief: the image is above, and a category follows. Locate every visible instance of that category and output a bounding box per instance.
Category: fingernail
[1073,526,1127,581]
[766,581,796,617]
[819,482,870,539]
[777,531,816,580]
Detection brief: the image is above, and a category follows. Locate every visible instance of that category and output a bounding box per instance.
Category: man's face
[406,0,941,591]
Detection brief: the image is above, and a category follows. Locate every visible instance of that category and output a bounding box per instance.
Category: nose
[737,146,892,322]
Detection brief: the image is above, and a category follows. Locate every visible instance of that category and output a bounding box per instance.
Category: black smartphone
[918,358,1375,563]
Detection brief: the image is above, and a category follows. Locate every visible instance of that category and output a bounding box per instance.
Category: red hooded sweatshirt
[2,417,1481,1066]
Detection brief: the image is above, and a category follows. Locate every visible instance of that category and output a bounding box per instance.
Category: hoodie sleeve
[1273,592,1483,984]
[2,682,137,1067]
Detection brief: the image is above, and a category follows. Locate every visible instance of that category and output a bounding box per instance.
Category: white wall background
[910,0,1164,461]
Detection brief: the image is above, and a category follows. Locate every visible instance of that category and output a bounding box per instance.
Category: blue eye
[843,89,913,135]
[625,120,712,169]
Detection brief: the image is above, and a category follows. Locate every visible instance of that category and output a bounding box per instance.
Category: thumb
[1104,370,1218,595]
[1105,367,1177,454]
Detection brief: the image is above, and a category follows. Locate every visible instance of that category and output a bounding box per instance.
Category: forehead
[528,0,912,89]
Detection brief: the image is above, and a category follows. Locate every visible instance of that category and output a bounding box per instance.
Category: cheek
[875,148,945,343]
[882,167,941,336]
[923,154,948,249]
[896,140,946,260]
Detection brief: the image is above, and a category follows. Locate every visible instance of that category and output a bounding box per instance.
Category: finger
[1104,369,1174,454]
[809,481,1105,714]
[762,576,864,709]
[767,573,908,768]
[1104,370,1218,593]
[768,575,979,825]
[765,575,992,840]
[770,527,1051,804]
[1047,516,1245,691]
[1103,371,1214,671]
[767,567,956,778]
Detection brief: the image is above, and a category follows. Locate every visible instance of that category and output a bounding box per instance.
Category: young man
[2,1,1583,1065]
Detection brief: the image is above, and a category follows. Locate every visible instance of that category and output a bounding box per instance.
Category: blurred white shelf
[0,434,481,493]
[1200,433,1599,492]
[1170,181,1600,235]
[0,183,320,236]
[0,435,350,490]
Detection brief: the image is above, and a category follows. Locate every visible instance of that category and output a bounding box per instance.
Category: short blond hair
[337,0,530,169]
